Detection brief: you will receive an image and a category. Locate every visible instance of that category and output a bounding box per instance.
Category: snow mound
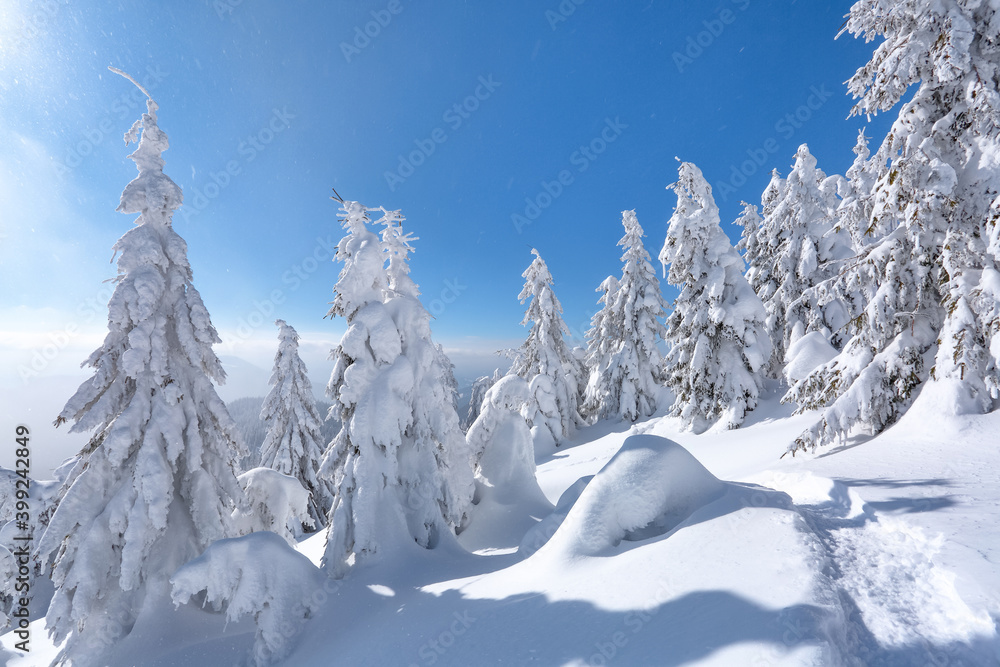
[783,330,838,384]
[519,474,592,557]
[543,435,726,557]
[171,531,327,667]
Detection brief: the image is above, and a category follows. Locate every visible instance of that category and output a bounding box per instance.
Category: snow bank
[542,435,725,557]
[171,531,328,666]
[519,475,592,557]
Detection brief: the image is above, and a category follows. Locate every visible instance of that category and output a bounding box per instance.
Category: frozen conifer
[321,203,474,577]
[659,162,772,431]
[787,1,1000,453]
[40,70,246,665]
[511,249,585,445]
[258,319,332,529]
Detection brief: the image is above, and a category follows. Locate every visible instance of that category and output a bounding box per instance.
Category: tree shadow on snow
[836,477,955,489]
[291,585,841,666]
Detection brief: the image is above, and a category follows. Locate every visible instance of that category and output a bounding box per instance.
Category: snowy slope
[3,387,999,666]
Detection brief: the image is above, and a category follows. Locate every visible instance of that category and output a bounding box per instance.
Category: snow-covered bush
[171,531,328,666]
[38,72,247,665]
[461,375,552,551]
[234,467,313,543]
[259,319,333,529]
[467,375,536,492]
[511,249,584,445]
[659,162,772,431]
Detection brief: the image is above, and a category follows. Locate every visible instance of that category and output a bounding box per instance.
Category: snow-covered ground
[4,388,999,666]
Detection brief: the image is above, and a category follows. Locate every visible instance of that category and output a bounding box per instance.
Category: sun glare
[0,1,58,69]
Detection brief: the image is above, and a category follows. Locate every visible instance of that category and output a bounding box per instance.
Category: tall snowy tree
[659,162,772,431]
[742,170,786,329]
[258,319,333,530]
[786,1,1000,453]
[837,128,878,248]
[734,200,763,259]
[583,211,667,422]
[511,249,585,446]
[39,71,246,665]
[321,202,474,577]
[581,275,621,420]
[760,144,854,363]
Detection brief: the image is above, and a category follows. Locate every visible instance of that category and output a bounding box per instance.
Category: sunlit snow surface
[3,390,999,666]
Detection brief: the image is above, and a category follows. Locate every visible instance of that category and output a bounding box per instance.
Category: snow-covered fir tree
[581,275,621,420]
[511,249,585,446]
[760,144,854,363]
[462,369,502,432]
[741,170,786,328]
[583,211,667,422]
[258,319,333,529]
[786,0,1000,453]
[837,128,878,248]
[734,200,763,258]
[376,206,474,547]
[39,73,246,665]
[659,162,772,431]
[321,202,474,577]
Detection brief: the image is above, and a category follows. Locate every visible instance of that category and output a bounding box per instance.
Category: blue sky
[0,0,896,469]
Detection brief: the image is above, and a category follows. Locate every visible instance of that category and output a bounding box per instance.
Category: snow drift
[542,434,726,557]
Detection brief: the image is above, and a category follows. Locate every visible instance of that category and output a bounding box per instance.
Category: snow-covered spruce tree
[734,200,763,259]
[837,128,878,249]
[321,202,474,577]
[584,211,667,422]
[39,71,246,665]
[511,249,585,446]
[786,1,1000,453]
[741,170,786,326]
[462,369,502,432]
[258,319,333,529]
[760,144,854,363]
[581,275,621,420]
[376,206,474,549]
[659,162,772,431]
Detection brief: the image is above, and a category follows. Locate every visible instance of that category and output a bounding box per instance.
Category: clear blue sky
[2,0,894,355]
